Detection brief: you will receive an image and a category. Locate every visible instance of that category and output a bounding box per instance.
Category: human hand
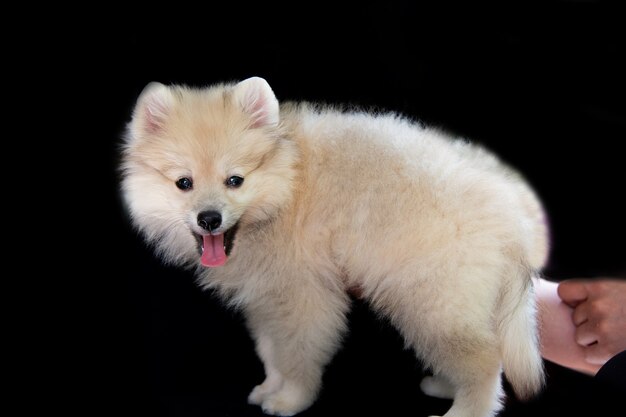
[557,278,626,366]
[535,278,600,374]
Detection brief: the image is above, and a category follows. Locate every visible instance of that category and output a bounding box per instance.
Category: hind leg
[431,356,504,417]
[371,265,506,417]
[417,335,504,417]
[415,321,504,416]
[419,323,504,416]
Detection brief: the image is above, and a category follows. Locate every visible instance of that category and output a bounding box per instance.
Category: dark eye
[175,177,193,191]
[225,175,244,188]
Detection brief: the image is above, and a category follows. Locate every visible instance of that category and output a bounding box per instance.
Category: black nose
[197,210,222,232]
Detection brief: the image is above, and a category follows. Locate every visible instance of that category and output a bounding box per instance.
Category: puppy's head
[120,77,298,268]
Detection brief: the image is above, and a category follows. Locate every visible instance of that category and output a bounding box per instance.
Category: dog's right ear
[130,82,173,137]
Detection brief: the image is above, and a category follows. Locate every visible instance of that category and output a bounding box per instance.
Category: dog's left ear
[233,77,279,128]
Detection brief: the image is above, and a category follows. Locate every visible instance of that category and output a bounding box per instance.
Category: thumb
[557,279,589,308]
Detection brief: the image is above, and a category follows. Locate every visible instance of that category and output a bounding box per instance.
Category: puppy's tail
[498,265,545,401]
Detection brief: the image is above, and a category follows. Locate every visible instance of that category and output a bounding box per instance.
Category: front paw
[258,382,317,416]
[248,383,271,406]
[248,384,273,405]
[420,375,455,399]
[248,373,283,406]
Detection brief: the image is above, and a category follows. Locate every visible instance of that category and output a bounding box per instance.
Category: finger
[583,342,612,365]
[557,279,589,307]
[571,303,589,326]
[574,320,599,347]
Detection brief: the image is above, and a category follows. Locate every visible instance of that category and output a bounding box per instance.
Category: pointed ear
[232,77,279,128]
[131,82,173,136]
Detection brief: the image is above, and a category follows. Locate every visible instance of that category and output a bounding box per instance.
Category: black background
[73,2,625,416]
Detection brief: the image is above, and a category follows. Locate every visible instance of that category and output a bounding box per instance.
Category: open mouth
[194,222,239,267]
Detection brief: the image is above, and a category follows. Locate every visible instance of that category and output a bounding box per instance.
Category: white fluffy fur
[121,77,549,417]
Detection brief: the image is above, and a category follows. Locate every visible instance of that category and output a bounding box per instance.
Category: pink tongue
[201,234,227,267]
